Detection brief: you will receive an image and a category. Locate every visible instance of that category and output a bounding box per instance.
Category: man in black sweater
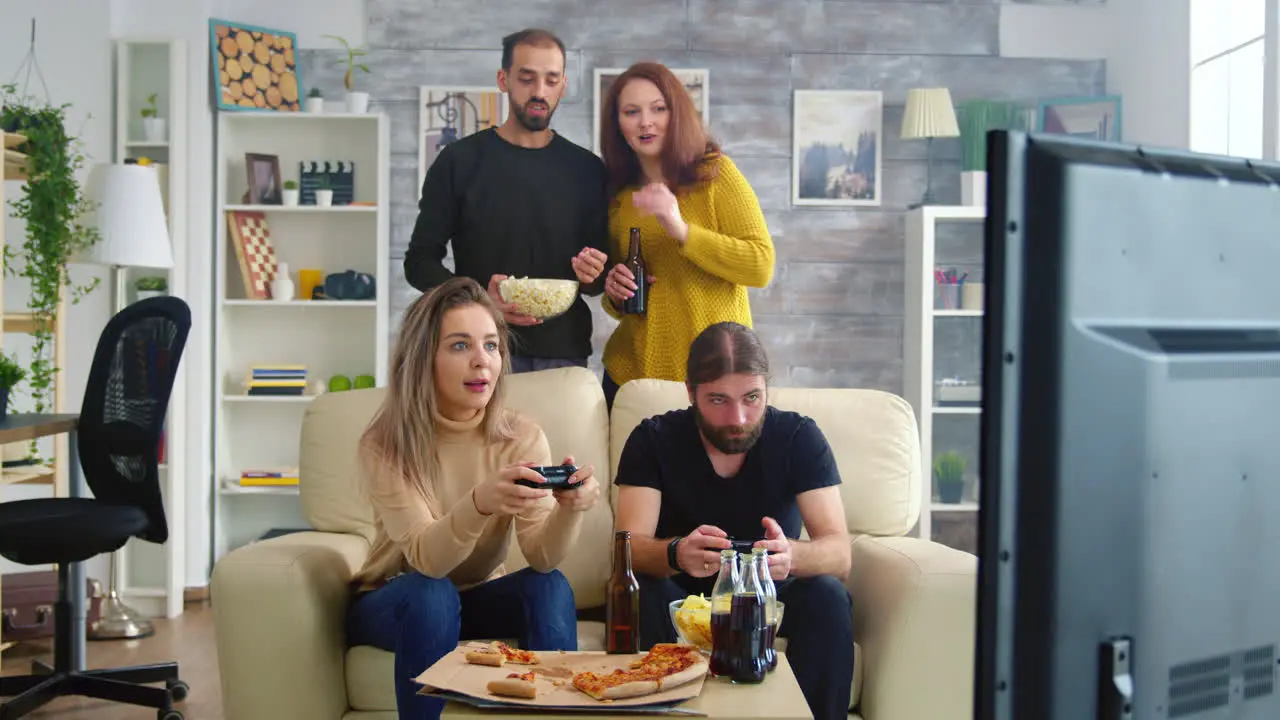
[404,28,610,372]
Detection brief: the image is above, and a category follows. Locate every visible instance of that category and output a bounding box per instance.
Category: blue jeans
[346,568,578,720]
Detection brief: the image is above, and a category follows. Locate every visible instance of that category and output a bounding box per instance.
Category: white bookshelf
[904,205,987,543]
[212,112,390,561]
[111,38,189,619]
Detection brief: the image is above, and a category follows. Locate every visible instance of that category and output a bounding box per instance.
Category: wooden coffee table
[441,653,812,719]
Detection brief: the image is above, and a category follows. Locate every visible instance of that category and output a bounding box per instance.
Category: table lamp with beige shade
[76,161,175,640]
[901,87,960,208]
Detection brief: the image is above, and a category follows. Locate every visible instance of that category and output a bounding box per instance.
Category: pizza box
[413,642,709,715]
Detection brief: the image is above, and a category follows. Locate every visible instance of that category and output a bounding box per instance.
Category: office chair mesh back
[78,298,191,546]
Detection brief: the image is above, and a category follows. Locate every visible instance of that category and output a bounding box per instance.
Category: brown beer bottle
[606,530,640,654]
[621,227,647,315]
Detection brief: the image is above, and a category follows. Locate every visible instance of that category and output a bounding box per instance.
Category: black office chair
[0,296,192,720]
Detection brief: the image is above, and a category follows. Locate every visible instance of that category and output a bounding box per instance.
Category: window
[1190,0,1266,158]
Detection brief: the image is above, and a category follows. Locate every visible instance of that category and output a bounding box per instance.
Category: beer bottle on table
[709,549,740,677]
[621,227,647,315]
[730,552,768,684]
[606,530,640,654]
[752,547,779,671]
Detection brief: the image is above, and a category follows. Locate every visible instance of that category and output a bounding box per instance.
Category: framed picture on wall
[592,68,710,155]
[418,86,510,199]
[209,19,302,112]
[792,89,883,207]
[1037,95,1122,142]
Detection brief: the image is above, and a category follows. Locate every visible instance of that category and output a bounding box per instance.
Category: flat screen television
[975,130,1280,720]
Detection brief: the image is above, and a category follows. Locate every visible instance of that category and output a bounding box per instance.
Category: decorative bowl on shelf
[667,597,785,654]
[497,277,578,320]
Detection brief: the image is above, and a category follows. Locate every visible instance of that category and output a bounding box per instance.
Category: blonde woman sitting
[347,276,601,720]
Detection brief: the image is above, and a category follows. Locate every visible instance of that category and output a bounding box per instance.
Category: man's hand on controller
[755,516,792,581]
[486,274,541,327]
[474,464,550,516]
[677,525,732,578]
[552,455,600,512]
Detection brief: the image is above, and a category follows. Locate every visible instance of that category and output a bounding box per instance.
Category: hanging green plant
[1,83,100,450]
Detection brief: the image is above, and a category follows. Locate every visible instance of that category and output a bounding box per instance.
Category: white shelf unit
[212,112,390,562]
[904,205,987,543]
[111,38,189,619]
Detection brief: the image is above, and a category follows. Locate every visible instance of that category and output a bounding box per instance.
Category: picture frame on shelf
[592,68,709,155]
[1037,95,1122,142]
[792,89,883,207]
[244,152,282,205]
[209,19,302,112]
[418,86,508,200]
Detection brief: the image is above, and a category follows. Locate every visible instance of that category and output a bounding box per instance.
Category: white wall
[1001,0,1193,150]
[0,1,114,586]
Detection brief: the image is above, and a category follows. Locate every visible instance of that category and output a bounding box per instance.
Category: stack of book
[237,467,299,487]
[245,364,307,396]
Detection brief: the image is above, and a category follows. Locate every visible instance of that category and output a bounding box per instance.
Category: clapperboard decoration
[298,160,355,205]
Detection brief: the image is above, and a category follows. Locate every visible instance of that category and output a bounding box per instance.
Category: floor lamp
[79,162,175,640]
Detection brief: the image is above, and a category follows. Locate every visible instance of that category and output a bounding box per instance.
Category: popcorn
[498,277,579,320]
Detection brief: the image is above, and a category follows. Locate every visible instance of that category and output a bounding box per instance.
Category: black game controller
[514,464,583,491]
[729,538,768,555]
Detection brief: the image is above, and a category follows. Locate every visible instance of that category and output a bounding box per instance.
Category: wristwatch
[667,537,683,572]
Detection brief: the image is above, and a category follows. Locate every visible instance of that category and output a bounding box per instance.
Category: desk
[0,413,85,672]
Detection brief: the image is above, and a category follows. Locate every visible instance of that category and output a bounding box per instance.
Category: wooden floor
[0,601,222,719]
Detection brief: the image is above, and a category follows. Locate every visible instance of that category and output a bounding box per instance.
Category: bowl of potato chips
[669,595,786,654]
[669,595,714,653]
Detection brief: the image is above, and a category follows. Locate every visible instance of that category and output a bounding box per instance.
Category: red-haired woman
[598,61,776,410]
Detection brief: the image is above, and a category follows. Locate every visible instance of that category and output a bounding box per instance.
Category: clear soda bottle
[752,547,778,671]
[729,552,768,683]
[708,549,740,677]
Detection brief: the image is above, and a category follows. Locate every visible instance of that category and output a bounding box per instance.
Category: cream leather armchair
[212,367,976,720]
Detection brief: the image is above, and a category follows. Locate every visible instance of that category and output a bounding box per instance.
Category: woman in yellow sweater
[348,276,601,720]
[598,61,776,409]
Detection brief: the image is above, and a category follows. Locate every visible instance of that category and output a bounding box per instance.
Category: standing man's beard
[511,96,554,131]
[694,406,765,455]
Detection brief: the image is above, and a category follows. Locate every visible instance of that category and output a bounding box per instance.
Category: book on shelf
[244,364,308,396]
[238,468,299,486]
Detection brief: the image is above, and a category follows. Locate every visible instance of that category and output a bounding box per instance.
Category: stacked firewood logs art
[213,22,301,112]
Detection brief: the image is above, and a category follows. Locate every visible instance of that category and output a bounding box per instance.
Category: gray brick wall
[298,0,1106,394]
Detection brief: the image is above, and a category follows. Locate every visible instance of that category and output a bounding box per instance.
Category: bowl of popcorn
[497,277,579,320]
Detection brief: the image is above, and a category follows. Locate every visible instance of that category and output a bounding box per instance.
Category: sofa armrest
[846,535,978,720]
[211,531,370,720]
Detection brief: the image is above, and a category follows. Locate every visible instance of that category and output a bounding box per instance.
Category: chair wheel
[166,679,189,701]
[158,711,182,720]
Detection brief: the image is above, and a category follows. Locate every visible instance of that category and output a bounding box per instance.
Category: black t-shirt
[403,128,610,360]
[614,406,842,589]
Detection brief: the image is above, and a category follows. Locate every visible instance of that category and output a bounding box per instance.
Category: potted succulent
[135,276,167,301]
[313,174,333,207]
[933,450,966,504]
[282,179,300,206]
[324,34,371,113]
[305,87,324,114]
[140,92,166,143]
[0,352,26,422]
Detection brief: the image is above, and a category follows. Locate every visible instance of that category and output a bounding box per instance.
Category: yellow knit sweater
[602,154,775,385]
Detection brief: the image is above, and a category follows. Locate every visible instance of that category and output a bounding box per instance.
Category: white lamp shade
[79,163,173,269]
[901,88,961,140]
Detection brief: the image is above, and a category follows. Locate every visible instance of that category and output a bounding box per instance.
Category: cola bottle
[752,547,778,671]
[729,552,768,684]
[708,549,740,677]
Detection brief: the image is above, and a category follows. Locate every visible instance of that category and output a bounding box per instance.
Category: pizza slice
[463,641,541,667]
[492,641,541,665]
[487,670,539,699]
[572,643,708,701]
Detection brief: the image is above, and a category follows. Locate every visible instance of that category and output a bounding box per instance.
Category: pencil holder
[935,283,962,310]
